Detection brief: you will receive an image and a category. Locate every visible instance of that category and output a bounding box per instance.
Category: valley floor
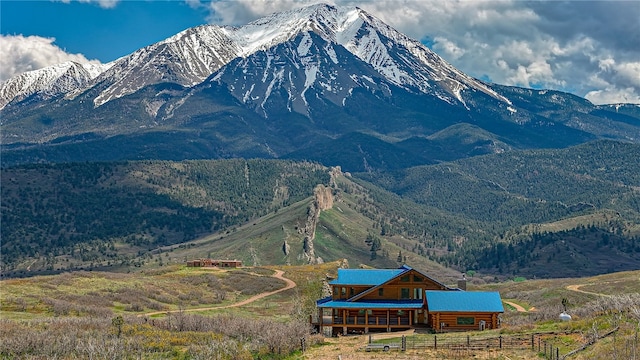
[1,265,639,360]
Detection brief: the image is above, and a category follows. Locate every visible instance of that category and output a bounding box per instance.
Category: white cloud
[585,60,640,104]
[0,35,101,83]
[598,58,616,72]
[486,38,568,88]
[616,62,640,89]
[433,37,465,60]
[185,0,203,9]
[203,0,639,104]
[585,87,640,105]
[57,0,120,9]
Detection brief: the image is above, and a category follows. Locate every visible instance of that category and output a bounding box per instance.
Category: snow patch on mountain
[297,32,313,57]
[261,68,285,115]
[325,44,338,64]
[243,83,255,103]
[301,64,318,106]
[261,53,273,82]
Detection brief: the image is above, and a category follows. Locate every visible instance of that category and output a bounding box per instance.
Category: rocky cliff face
[301,184,334,263]
[314,184,334,211]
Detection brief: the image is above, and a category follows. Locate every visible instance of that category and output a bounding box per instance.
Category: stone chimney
[457,273,467,291]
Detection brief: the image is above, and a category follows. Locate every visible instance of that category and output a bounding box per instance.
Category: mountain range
[2,4,639,280]
[1,3,638,170]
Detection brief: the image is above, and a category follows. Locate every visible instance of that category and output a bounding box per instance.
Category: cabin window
[341,287,346,297]
[378,288,384,296]
[413,288,423,300]
[358,309,365,315]
[350,287,355,297]
[400,288,410,299]
[413,275,423,282]
[400,275,410,282]
[397,310,405,316]
[457,317,475,325]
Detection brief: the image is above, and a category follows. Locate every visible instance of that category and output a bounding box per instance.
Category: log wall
[430,312,499,331]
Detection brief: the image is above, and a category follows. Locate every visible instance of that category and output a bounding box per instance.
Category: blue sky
[1,0,639,105]
[1,1,208,62]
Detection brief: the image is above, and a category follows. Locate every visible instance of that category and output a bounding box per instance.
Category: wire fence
[369,333,568,359]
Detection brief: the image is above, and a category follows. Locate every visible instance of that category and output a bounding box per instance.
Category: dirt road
[503,301,528,312]
[141,269,296,317]
[566,284,610,297]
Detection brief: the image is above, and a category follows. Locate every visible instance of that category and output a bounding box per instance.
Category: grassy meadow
[1,261,639,359]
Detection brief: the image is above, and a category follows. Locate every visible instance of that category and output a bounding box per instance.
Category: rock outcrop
[301,184,334,264]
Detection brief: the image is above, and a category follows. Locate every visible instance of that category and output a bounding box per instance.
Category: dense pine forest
[1,160,330,274]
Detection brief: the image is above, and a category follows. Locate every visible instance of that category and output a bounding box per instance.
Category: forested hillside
[2,141,639,279]
[1,160,330,274]
[359,140,640,276]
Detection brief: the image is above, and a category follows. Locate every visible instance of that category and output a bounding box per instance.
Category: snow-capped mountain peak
[219,3,509,104]
[0,61,110,110]
[89,24,242,107]
[2,4,638,166]
[227,4,360,56]
[0,3,509,110]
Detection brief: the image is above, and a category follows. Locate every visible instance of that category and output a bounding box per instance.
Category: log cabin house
[314,265,503,335]
[186,259,242,268]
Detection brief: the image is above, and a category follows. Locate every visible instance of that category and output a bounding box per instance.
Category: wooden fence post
[538,337,541,352]
[499,335,502,349]
[434,334,437,350]
[467,335,470,347]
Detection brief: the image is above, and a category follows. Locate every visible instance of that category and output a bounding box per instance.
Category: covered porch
[314,299,424,335]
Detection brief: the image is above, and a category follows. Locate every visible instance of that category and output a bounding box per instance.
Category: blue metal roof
[316,296,332,306]
[329,267,409,286]
[425,291,504,313]
[318,300,424,309]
